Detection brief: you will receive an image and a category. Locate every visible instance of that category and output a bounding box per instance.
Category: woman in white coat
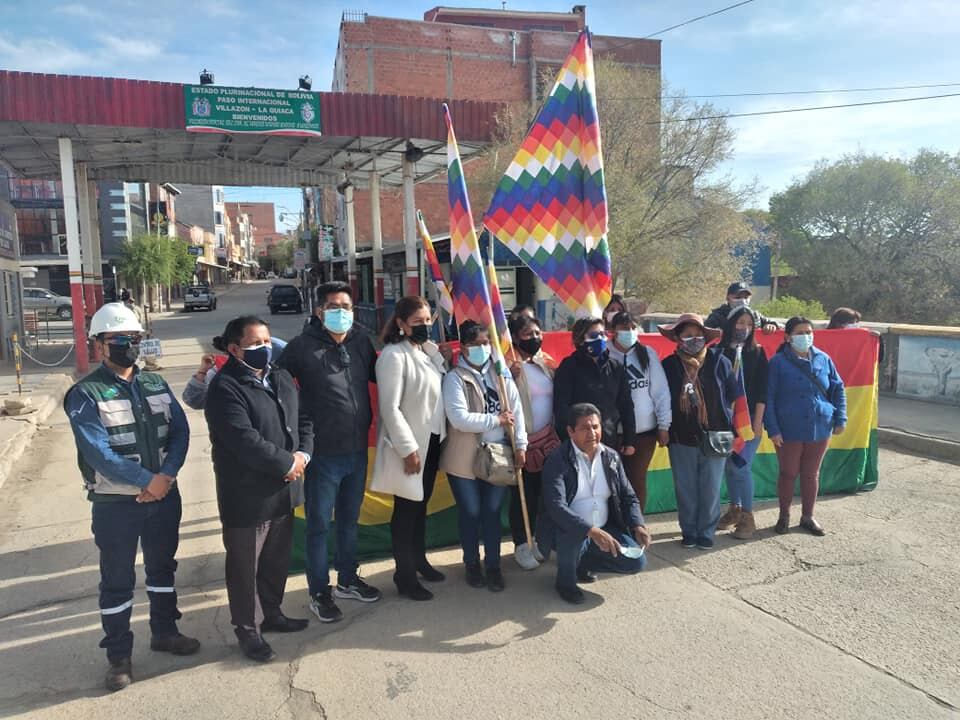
[371,297,448,601]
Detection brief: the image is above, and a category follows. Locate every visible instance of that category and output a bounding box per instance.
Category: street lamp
[299,75,312,91]
[199,69,215,85]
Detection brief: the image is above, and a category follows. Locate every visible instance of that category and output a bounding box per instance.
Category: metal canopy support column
[76,164,96,316]
[344,183,358,298]
[87,180,105,308]
[402,157,419,296]
[58,138,89,374]
[370,165,385,320]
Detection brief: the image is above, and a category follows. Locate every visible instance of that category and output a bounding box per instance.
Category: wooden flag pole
[495,372,534,552]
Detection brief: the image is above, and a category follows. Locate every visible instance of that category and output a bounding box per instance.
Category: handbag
[699,430,734,458]
[524,424,561,473]
[473,442,518,486]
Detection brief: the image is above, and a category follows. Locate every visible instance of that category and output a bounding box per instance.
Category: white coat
[370,340,446,501]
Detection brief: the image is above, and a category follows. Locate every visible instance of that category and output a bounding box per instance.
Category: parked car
[22,287,73,319]
[266,271,277,279]
[184,284,217,312]
[268,284,303,314]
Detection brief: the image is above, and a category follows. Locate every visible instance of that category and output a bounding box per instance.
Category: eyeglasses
[106,335,142,346]
[337,344,351,367]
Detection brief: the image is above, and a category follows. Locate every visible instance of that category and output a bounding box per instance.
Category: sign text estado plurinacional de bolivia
[183,85,321,136]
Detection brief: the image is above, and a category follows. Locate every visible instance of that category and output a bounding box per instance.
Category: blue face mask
[584,334,607,357]
[616,330,638,348]
[241,344,272,370]
[323,308,354,334]
[466,344,491,367]
[790,333,814,352]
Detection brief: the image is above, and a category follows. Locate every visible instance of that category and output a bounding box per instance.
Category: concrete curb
[0,373,73,490]
[878,427,960,466]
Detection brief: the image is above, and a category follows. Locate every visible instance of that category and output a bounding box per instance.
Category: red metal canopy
[0,70,501,187]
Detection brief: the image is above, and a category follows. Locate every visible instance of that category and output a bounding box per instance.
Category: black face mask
[517,337,542,356]
[408,324,431,345]
[107,343,140,369]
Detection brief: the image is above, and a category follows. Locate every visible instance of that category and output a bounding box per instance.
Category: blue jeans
[668,444,726,542]
[725,436,761,511]
[554,524,647,590]
[91,488,183,662]
[447,475,507,570]
[303,451,368,595]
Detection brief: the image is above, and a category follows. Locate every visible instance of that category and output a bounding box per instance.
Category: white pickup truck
[184,285,217,312]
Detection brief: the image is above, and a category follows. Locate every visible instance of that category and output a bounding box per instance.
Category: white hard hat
[88,302,144,338]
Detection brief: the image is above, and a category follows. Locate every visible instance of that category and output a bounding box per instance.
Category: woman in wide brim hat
[658,313,739,550]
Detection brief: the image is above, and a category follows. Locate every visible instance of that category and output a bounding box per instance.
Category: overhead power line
[643,0,759,38]
[650,92,960,124]
[664,81,960,100]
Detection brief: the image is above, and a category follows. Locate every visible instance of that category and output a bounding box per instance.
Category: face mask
[843,322,860,329]
[517,337,542,356]
[323,308,354,334]
[732,327,750,344]
[790,333,814,353]
[466,344,491,367]
[107,342,140,368]
[616,330,638,348]
[679,336,706,355]
[584,335,607,358]
[241,344,272,370]
[408,324,431,344]
[730,297,751,309]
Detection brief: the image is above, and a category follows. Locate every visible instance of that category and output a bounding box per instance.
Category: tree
[119,233,170,296]
[469,60,756,312]
[169,239,197,286]
[267,237,294,273]
[769,150,960,324]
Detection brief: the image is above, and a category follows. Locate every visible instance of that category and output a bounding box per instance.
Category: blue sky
[3,0,960,219]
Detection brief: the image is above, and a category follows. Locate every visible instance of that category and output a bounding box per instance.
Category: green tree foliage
[169,239,197,285]
[267,237,294,271]
[470,61,757,312]
[120,233,197,289]
[770,150,960,325]
[756,295,826,321]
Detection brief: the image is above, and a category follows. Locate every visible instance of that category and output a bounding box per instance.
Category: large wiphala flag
[483,30,612,318]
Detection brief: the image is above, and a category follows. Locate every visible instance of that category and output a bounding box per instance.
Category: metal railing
[342,10,367,23]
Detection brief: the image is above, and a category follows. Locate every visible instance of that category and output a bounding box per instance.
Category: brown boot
[732,510,756,539]
[717,505,741,531]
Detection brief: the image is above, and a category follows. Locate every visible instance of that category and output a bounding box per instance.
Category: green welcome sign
[184,85,321,136]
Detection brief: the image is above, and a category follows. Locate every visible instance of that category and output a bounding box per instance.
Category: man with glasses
[277,281,380,623]
[64,303,197,692]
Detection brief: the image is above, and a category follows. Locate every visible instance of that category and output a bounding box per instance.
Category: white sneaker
[532,541,545,563]
[514,543,540,571]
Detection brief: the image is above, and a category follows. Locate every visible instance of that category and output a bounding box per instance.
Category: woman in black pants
[370,297,448,600]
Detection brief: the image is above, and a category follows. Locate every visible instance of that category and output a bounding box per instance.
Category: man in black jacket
[277,281,380,624]
[705,281,778,333]
[537,403,651,605]
[205,316,314,662]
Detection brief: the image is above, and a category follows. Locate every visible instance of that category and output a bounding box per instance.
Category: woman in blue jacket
[765,316,847,536]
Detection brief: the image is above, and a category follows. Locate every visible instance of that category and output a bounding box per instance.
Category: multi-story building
[316,5,660,317]
[224,201,276,257]
[175,185,225,247]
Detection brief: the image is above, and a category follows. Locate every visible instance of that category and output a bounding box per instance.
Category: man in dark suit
[537,403,651,605]
[205,315,314,662]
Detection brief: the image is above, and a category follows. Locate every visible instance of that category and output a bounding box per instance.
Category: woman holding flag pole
[439,320,527,592]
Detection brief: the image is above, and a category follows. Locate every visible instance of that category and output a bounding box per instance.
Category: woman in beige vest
[440,320,527,593]
[370,297,448,601]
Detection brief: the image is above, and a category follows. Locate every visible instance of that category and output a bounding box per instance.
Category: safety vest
[67,365,174,496]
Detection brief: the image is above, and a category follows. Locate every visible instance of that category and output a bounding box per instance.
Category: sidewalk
[878,394,960,463]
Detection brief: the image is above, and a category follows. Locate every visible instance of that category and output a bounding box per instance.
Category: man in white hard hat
[63,303,198,692]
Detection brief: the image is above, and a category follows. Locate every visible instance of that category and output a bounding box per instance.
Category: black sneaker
[576,567,598,584]
[465,561,486,588]
[334,576,382,603]
[486,567,505,593]
[309,588,344,623]
[556,584,585,605]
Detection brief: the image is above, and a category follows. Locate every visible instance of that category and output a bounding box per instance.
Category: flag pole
[495,371,534,552]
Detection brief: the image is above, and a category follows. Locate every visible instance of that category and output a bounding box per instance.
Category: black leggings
[509,469,542,547]
[391,434,441,587]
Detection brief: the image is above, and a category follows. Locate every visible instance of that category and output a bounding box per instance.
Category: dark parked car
[268,284,303,314]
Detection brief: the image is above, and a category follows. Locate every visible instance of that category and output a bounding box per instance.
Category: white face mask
[730,297,751,309]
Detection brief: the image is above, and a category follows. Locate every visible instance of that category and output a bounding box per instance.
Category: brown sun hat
[657,313,722,343]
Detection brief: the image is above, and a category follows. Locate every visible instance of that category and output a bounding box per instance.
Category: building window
[112,229,128,237]
[214,211,223,225]
[112,216,126,224]
[3,272,13,317]
[109,189,124,197]
[110,203,126,210]
[16,207,66,255]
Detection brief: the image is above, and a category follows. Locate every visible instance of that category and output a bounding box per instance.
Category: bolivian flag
[291,330,879,567]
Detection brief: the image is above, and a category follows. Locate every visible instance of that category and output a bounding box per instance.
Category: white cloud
[0,34,96,73]
[96,34,165,61]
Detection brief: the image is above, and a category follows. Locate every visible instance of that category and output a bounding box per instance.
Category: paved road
[0,284,957,719]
